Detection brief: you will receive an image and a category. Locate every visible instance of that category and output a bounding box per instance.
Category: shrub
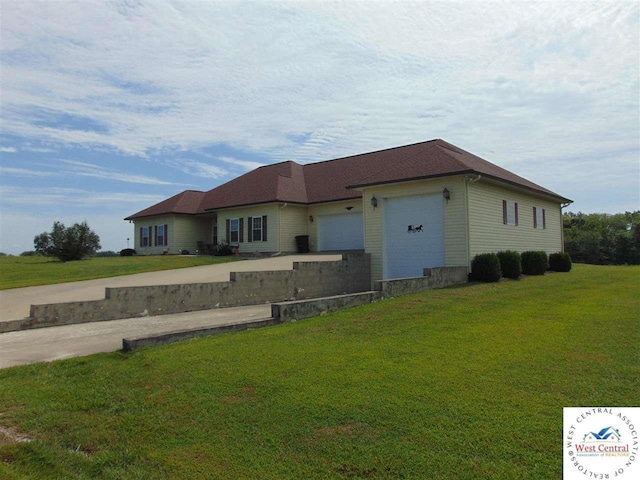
[34,221,101,262]
[549,252,572,272]
[521,251,548,275]
[497,250,522,279]
[95,250,119,257]
[471,253,502,282]
[214,242,233,256]
[120,248,137,257]
[20,251,38,256]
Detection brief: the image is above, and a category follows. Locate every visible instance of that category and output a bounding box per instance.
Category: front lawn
[0,264,638,479]
[0,255,242,290]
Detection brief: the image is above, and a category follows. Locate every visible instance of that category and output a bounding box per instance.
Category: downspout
[464,174,481,270]
[272,202,288,257]
[560,201,572,253]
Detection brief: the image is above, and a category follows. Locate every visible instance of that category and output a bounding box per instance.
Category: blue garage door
[384,194,444,279]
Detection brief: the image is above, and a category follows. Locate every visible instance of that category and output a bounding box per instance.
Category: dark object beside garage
[295,235,310,253]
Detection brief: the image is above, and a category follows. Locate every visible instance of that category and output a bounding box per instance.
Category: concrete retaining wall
[122,317,280,352]
[22,253,370,331]
[120,266,469,352]
[375,266,468,298]
[272,291,382,323]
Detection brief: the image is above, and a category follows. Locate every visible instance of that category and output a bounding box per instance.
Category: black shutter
[154,225,158,246]
[262,215,267,241]
[542,209,546,229]
[164,224,168,246]
[533,207,537,228]
[502,200,507,224]
[140,227,143,247]
[226,219,230,243]
[239,218,244,243]
[248,217,253,242]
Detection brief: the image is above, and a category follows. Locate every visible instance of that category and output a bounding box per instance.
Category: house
[125,139,571,282]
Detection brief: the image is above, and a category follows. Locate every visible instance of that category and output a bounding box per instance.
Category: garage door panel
[318,213,364,251]
[384,194,444,279]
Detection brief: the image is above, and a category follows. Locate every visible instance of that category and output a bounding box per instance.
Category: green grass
[0,255,243,290]
[0,264,638,479]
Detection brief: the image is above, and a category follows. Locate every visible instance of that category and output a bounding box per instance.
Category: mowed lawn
[0,255,242,290]
[0,264,638,479]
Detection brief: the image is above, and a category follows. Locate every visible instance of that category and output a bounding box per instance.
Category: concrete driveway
[0,254,342,321]
[0,304,272,368]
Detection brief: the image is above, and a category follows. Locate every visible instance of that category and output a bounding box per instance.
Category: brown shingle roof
[347,139,567,200]
[124,190,206,220]
[125,139,570,220]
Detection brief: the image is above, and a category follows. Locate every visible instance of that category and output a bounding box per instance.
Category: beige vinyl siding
[218,205,280,254]
[133,215,175,255]
[362,176,468,283]
[173,215,210,254]
[133,215,211,255]
[307,199,363,252]
[467,179,563,261]
[280,205,309,253]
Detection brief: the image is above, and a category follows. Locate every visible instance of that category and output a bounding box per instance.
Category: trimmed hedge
[549,252,572,272]
[521,251,548,275]
[497,250,522,279]
[471,253,502,282]
[120,248,137,257]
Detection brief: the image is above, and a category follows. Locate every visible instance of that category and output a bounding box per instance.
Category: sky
[0,0,638,255]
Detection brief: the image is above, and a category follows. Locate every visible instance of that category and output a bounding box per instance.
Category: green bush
[549,252,572,272]
[95,250,119,257]
[497,250,522,279]
[120,248,137,257]
[521,251,548,275]
[214,242,233,256]
[471,253,502,282]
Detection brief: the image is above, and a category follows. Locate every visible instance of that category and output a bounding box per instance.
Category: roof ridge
[303,139,441,166]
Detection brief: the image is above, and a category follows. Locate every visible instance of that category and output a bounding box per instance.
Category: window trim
[141,226,150,247]
[155,224,168,246]
[502,200,518,226]
[229,218,240,244]
[533,207,546,229]
[248,215,267,242]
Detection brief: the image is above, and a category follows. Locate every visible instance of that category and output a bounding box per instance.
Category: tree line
[563,211,640,265]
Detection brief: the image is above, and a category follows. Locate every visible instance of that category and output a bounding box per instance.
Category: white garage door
[318,212,364,251]
[384,194,444,279]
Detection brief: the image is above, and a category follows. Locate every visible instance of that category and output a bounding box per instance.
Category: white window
[248,216,267,242]
[502,200,518,226]
[141,227,150,247]
[533,207,546,229]
[230,218,239,243]
[155,224,168,246]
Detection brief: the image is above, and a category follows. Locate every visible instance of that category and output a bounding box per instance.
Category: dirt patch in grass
[0,425,32,446]
[221,385,257,404]
[316,422,359,437]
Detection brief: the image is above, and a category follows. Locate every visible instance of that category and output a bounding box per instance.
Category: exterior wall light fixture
[371,196,378,208]
[443,188,450,201]
[309,215,314,222]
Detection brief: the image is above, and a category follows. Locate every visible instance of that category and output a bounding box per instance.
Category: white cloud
[0,147,18,153]
[0,0,637,213]
[0,185,165,208]
[174,160,228,179]
[57,159,176,185]
[0,166,58,177]
[218,156,265,171]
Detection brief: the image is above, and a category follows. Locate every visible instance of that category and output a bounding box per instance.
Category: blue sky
[1,0,638,255]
